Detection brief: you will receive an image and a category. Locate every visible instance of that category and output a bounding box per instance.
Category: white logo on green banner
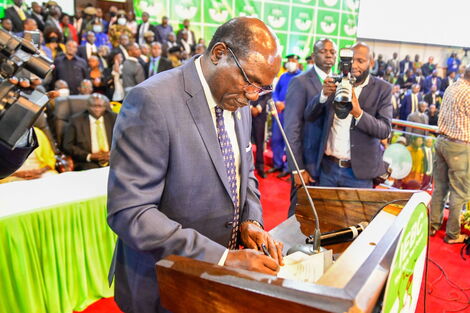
[295,12,312,31]
[343,18,357,36]
[267,8,287,29]
[209,1,229,23]
[175,0,198,19]
[320,15,337,34]
[239,4,258,18]
[382,203,428,313]
[346,0,360,11]
[323,0,339,7]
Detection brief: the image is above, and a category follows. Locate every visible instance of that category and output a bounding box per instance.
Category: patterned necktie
[215,106,239,249]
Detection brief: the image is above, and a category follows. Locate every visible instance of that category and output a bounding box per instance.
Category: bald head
[206,17,280,60]
[312,38,336,73]
[351,42,373,61]
[351,42,374,85]
[464,64,470,81]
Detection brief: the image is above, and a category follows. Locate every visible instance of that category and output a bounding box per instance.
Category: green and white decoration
[134,0,360,60]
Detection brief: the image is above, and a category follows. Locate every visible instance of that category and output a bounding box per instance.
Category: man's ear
[210,42,226,65]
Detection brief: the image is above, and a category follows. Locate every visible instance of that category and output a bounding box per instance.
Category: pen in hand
[261,243,271,258]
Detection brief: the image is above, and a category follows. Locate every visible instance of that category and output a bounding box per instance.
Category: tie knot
[95,119,101,125]
[215,106,223,118]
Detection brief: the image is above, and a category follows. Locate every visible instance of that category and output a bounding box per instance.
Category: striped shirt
[438,79,470,142]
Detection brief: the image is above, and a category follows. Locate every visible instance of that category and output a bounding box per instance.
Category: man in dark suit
[440,71,456,92]
[400,84,423,120]
[63,93,116,170]
[250,93,270,178]
[145,42,173,78]
[176,19,196,46]
[107,17,283,313]
[136,12,157,45]
[305,42,392,188]
[30,2,45,31]
[423,69,442,94]
[421,56,435,77]
[4,0,29,33]
[423,85,442,108]
[109,34,130,65]
[284,38,336,217]
[399,55,413,74]
[77,31,98,63]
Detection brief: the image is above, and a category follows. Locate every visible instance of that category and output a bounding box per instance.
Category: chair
[54,95,90,148]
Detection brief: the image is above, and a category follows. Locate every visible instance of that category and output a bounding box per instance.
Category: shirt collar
[355,74,370,89]
[88,114,104,123]
[313,64,330,81]
[195,56,218,110]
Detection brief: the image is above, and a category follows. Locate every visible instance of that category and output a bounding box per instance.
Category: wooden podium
[156,187,431,313]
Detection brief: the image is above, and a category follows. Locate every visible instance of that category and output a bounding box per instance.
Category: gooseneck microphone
[268,99,321,255]
[319,222,368,246]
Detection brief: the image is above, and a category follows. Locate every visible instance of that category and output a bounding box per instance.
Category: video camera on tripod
[331,48,356,119]
[0,28,54,148]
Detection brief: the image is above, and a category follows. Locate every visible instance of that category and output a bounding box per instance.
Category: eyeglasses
[226,46,273,96]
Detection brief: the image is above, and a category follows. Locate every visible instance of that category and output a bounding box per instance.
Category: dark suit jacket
[0,131,37,179]
[305,75,392,180]
[30,12,45,31]
[4,6,29,33]
[440,77,454,92]
[62,110,116,170]
[399,92,423,120]
[107,58,263,313]
[176,28,196,44]
[136,23,158,43]
[424,91,442,108]
[144,56,173,78]
[423,75,442,94]
[399,59,413,73]
[77,45,95,63]
[284,67,324,178]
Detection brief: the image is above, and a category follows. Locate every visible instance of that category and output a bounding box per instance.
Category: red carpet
[77,171,470,313]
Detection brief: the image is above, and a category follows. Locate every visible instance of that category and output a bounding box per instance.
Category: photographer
[304,42,392,188]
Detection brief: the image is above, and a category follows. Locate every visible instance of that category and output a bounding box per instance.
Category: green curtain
[0,196,116,313]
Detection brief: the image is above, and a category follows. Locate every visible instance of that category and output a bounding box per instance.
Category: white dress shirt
[86,115,109,161]
[138,22,150,45]
[195,56,241,265]
[324,75,369,160]
[86,42,97,60]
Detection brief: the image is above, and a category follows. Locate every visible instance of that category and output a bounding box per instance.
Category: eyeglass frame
[225,45,273,96]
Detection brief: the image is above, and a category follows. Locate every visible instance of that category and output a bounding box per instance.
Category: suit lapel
[104,112,113,144]
[309,68,323,92]
[183,60,233,200]
[82,112,92,153]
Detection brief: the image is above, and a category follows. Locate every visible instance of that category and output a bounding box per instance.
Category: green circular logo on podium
[382,203,428,313]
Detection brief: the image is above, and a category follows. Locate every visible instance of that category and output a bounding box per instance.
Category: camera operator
[304,42,392,188]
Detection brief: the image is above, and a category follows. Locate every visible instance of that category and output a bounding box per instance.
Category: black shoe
[257,170,267,178]
[277,171,290,178]
[267,167,282,174]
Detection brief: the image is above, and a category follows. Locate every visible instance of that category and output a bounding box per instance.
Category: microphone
[267,99,321,255]
[319,222,368,246]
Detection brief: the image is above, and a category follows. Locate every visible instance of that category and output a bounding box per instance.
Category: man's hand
[250,105,260,117]
[224,249,280,275]
[90,151,109,162]
[293,171,315,188]
[275,101,285,112]
[350,88,363,118]
[240,222,283,265]
[322,77,337,97]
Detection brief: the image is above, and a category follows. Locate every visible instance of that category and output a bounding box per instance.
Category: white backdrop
[357,0,470,48]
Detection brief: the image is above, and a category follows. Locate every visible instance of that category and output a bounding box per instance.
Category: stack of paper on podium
[278,250,333,284]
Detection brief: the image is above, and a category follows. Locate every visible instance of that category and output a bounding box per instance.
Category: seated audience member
[146,42,172,78]
[108,10,133,47]
[382,65,395,84]
[95,8,108,33]
[78,31,97,62]
[396,69,414,89]
[139,43,150,63]
[194,43,206,55]
[122,43,145,94]
[44,26,66,59]
[0,127,58,183]
[391,84,401,118]
[63,93,117,170]
[421,56,435,77]
[387,52,400,75]
[427,104,439,126]
[406,101,429,136]
[440,71,456,92]
[143,31,155,45]
[53,40,88,94]
[45,6,62,34]
[1,18,13,34]
[413,68,425,90]
[167,45,182,67]
[400,84,422,120]
[372,54,386,77]
[78,79,94,95]
[88,56,106,93]
[60,14,78,43]
[30,2,45,31]
[424,85,442,108]
[178,30,193,55]
[97,45,110,69]
[82,17,111,49]
[176,19,195,46]
[109,34,129,64]
[423,69,442,94]
[162,32,178,57]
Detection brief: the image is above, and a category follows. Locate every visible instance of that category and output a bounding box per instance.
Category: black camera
[331,48,356,119]
[0,28,54,148]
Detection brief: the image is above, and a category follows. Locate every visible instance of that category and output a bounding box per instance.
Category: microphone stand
[268,100,321,254]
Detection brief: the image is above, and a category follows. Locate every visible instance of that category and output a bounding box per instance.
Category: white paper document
[278,250,333,284]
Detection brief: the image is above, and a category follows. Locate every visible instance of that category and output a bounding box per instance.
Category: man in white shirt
[78,31,98,62]
[305,42,393,188]
[136,12,156,46]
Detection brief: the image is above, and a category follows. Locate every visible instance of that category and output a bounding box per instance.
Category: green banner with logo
[382,202,428,313]
[134,0,359,60]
